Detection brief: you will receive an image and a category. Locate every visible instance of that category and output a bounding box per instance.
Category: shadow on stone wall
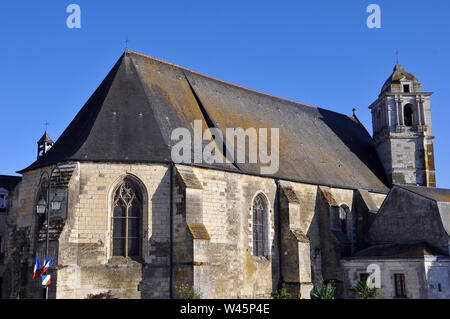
[139,168,171,299]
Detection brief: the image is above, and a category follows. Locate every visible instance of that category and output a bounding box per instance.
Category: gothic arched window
[404,104,414,127]
[112,179,142,257]
[252,193,268,257]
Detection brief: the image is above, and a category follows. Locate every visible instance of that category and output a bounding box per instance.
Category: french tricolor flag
[40,255,47,277]
[42,274,51,287]
[33,255,41,279]
[41,255,54,277]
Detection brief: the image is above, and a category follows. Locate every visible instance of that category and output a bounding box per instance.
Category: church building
[1,50,448,299]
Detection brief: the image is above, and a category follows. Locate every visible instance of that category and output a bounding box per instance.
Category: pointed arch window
[404,104,414,127]
[252,193,268,257]
[112,179,142,257]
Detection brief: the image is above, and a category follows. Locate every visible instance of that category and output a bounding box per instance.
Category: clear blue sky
[1,1,449,187]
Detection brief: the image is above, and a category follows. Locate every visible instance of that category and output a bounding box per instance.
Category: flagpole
[45,173,50,300]
[36,163,62,299]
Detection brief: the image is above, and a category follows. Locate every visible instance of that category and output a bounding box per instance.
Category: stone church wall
[57,162,172,299]
[181,165,278,298]
[2,161,387,299]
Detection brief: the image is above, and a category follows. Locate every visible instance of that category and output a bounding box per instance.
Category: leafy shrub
[273,288,291,299]
[349,280,381,299]
[310,280,336,299]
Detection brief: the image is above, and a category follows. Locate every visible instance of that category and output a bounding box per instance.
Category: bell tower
[369,64,435,187]
[37,130,54,159]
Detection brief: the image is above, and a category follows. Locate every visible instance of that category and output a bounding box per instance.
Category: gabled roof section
[378,185,450,238]
[397,185,450,203]
[19,50,389,193]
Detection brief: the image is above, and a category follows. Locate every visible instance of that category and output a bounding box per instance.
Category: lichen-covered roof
[19,50,389,193]
[381,64,418,93]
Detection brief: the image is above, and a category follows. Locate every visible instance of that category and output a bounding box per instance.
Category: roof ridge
[126,49,319,110]
[395,184,435,201]
[400,184,448,191]
[396,184,450,202]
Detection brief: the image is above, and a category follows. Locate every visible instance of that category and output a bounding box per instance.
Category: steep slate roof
[20,50,389,193]
[397,185,450,203]
[382,185,450,238]
[0,175,22,192]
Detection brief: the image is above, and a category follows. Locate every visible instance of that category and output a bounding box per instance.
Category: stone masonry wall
[4,160,388,299]
[183,165,278,298]
[56,162,171,299]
